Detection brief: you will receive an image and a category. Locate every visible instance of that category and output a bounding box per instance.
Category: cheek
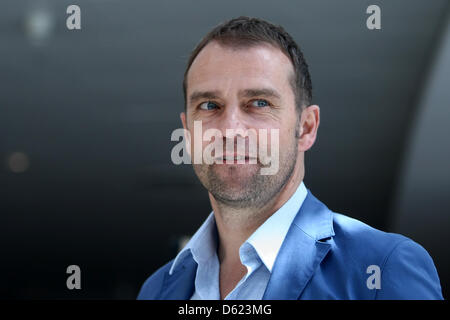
[262,116,296,141]
[277,124,298,150]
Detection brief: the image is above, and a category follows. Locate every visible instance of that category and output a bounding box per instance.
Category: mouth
[214,155,257,164]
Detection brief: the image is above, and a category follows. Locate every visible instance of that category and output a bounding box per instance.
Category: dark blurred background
[0,0,449,299]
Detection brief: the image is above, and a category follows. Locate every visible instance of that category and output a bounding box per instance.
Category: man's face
[181,41,300,209]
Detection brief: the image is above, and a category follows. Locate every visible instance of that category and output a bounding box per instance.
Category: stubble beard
[192,135,298,211]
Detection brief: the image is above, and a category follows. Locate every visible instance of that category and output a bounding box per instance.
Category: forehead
[186,41,294,95]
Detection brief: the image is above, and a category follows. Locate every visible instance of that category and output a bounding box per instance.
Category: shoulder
[329,212,443,299]
[332,212,408,255]
[136,259,174,300]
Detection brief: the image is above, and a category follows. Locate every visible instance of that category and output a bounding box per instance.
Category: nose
[214,102,254,156]
[217,101,249,139]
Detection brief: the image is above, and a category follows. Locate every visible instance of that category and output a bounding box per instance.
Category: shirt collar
[169,211,217,275]
[169,181,308,275]
[244,181,307,272]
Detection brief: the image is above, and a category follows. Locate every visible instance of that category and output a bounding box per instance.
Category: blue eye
[251,99,269,108]
[199,101,218,110]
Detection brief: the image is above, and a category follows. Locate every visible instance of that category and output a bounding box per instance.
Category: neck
[210,157,304,265]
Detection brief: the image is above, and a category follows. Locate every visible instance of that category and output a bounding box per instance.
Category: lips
[214,155,257,163]
[223,155,247,161]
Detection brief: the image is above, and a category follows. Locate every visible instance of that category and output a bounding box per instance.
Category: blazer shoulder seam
[374,238,411,299]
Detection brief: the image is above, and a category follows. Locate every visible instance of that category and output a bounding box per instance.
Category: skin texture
[180,40,320,299]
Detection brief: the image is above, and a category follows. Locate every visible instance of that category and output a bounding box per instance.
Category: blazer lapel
[263,190,335,300]
[159,254,198,300]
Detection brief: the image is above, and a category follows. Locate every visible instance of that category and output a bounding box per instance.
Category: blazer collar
[160,188,334,300]
[262,189,335,299]
[291,188,335,241]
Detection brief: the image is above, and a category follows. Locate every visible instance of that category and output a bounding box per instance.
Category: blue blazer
[137,190,443,299]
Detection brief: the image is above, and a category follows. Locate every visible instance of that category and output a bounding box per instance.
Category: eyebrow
[239,88,281,100]
[188,87,281,105]
[189,90,221,105]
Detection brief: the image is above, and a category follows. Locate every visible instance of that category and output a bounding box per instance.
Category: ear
[180,112,188,130]
[180,112,192,157]
[298,105,320,152]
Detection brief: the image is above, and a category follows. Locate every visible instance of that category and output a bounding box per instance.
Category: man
[137,16,443,299]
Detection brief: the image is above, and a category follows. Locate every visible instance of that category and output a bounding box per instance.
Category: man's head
[180,16,320,209]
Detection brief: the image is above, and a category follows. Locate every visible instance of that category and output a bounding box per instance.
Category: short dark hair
[183,16,313,112]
